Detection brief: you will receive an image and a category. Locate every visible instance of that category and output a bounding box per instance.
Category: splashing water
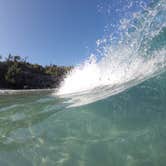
[1,1,166,165]
[56,0,166,106]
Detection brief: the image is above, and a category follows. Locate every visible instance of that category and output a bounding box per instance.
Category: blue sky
[0,0,151,66]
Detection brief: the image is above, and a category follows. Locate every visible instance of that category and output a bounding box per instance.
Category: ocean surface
[0,0,166,165]
[0,72,166,166]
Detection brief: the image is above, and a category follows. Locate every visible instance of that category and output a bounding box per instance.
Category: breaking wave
[56,0,166,107]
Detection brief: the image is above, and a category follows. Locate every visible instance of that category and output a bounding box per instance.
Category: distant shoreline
[0,54,72,90]
[0,88,56,95]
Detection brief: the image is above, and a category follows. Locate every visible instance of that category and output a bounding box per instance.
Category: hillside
[0,55,72,89]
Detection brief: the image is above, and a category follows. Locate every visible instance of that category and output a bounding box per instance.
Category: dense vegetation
[0,54,72,89]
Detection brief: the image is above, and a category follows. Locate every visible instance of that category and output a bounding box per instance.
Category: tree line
[0,54,72,89]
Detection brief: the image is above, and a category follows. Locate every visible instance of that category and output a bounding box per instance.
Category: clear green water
[0,1,166,165]
[0,72,166,166]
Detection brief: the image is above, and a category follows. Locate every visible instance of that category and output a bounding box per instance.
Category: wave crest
[55,0,166,106]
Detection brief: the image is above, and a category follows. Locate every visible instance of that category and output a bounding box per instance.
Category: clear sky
[0,0,151,66]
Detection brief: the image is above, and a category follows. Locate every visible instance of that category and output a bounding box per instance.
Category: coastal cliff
[0,55,72,89]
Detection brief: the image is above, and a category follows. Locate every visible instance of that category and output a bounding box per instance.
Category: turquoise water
[0,0,166,165]
[0,72,166,166]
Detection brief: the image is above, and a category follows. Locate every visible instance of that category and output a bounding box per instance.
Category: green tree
[6,54,13,62]
[5,63,21,85]
[14,56,21,62]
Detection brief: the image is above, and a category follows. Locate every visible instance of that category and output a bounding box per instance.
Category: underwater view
[0,0,166,165]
